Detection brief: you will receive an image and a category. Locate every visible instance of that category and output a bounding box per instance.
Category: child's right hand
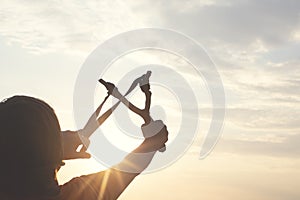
[141,120,168,152]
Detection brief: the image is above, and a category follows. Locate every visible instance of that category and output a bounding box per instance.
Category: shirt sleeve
[60,169,138,200]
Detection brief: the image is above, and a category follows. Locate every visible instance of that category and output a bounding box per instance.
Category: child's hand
[61,130,91,160]
[141,120,168,152]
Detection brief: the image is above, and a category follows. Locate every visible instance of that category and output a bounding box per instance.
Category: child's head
[0,95,63,196]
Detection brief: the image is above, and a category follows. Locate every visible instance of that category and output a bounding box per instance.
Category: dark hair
[0,95,63,196]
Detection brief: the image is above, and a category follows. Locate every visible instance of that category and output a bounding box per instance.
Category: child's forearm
[114,139,157,175]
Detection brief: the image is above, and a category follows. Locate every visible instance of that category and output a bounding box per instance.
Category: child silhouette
[0,94,168,199]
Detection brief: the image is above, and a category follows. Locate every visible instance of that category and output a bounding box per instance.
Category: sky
[1,0,300,199]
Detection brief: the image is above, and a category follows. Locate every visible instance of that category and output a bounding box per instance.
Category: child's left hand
[61,130,91,160]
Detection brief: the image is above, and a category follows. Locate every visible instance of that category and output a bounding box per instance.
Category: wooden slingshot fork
[79,71,166,152]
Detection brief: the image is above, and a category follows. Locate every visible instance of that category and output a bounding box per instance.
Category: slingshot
[79,71,166,152]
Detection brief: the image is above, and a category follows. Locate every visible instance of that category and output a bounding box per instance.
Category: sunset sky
[1,0,300,199]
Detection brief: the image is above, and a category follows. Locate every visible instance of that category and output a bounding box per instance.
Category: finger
[62,130,77,134]
[76,151,91,159]
[80,144,87,152]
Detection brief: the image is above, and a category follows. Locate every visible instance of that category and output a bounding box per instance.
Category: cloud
[226,107,300,130]
[129,0,300,81]
[215,133,300,158]
[143,0,300,47]
[115,0,300,116]
[221,60,300,107]
[1,0,300,159]
[0,0,143,54]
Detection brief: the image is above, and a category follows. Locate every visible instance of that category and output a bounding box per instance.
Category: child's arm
[61,124,168,200]
[97,123,169,200]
